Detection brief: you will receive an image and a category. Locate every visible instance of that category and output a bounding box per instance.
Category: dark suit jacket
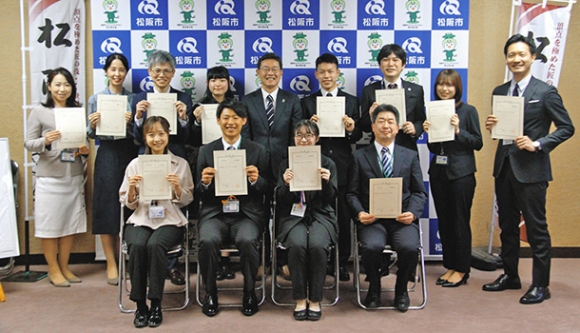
[492,77,574,183]
[301,89,362,187]
[241,88,303,182]
[195,138,269,228]
[275,155,338,245]
[360,80,426,151]
[346,144,426,222]
[131,87,193,159]
[427,102,483,180]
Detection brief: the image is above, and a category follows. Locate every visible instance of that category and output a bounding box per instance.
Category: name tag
[503,140,514,145]
[291,203,306,217]
[435,155,448,165]
[149,206,165,219]
[223,200,240,213]
[60,151,76,162]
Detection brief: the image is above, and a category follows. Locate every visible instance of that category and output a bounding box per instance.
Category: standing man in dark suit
[347,104,427,312]
[196,100,269,317]
[132,50,193,160]
[301,53,361,281]
[241,52,303,185]
[360,44,426,151]
[482,34,574,304]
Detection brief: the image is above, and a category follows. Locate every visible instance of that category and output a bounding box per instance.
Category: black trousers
[430,169,475,274]
[199,214,261,294]
[337,186,352,266]
[125,225,184,302]
[358,220,419,294]
[496,159,550,287]
[285,221,332,302]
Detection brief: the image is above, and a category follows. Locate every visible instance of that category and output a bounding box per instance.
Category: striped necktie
[266,94,274,127]
[381,147,392,178]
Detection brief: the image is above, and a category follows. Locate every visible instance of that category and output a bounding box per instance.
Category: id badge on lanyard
[222,195,240,213]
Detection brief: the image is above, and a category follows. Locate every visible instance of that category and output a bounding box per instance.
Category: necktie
[512,83,519,97]
[388,83,398,89]
[326,92,332,97]
[266,94,274,128]
[227,145,235,150]
[381,147,392,178]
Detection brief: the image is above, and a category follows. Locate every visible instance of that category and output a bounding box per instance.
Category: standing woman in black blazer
[276,120,338,321]
[423,69,482,287]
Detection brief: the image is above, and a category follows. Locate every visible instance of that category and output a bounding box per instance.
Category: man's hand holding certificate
[316,96,345,137]
[213,149,248,196]
[369,178,402,219]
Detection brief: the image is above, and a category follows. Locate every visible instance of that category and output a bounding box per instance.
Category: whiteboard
[0,138,20,259]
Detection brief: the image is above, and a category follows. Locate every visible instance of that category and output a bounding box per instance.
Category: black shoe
[242,290,259,316]
[133,307,149,328]
[520,286,551,304]
[364,291,381,308]
[394,291,410,312]
[147,305,162,327]
[442,273,469,288]
[339,265,350,282]
[166,268,185,286]
[202,293,219,317]
[222,264,235,280]
[482,274,522,292]
[293,309,308,321]
[307,309,322,321]
[215,269,224,281]
[435,274,448,286]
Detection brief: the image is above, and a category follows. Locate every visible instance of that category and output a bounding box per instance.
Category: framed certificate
[214,149,248,196]
[148,93,177,135]
[96,94,127,137]
[375,89,407,126]
[54,107,86,149]
[139,154,172,201]
[369,178,402,218]
[492,95,524,140]
[426,99,455,143]
[201,104,222,144]
[288,146,321,192]
[316,96,345,137]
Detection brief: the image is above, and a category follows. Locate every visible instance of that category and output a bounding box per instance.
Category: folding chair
[352,221,427,310]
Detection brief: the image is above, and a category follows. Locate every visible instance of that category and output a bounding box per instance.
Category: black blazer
[492,77,574,183]
[275,155,338,245]
[131,87,193,159]
[301,89,362,187]
[346,144,426,221]
[241,88,303,182]
[427,102,483,180]
[360,80,426,151]
[195,138,269,228]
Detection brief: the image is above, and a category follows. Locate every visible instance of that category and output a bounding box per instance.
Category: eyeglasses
[295,133,316,140]
[260,67,280,74]
[151,68,174,76]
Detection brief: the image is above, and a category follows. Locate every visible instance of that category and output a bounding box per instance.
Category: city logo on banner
[131,0,168,30]
[284,0,319,29]
[208,0,244,29]
[92,31,132,69]
[358,0,393,29]
[433,0,468,29]
[289,74,312,98]
[320,30,356,68]
[170,30,206,68]
[398,31,431,68]
[245,31,282,67]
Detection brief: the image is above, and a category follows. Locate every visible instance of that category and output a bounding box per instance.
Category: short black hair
[257,52,283,70]
[293,119,320,137]
[371,104,400,124]
[504,34,537,56]
[377,44,406,65]
[103,53,129,72]
[201,66,235,102]
[216,100,248,119]
[315,53,339,69]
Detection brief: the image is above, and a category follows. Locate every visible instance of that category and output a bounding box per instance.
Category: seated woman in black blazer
[276,120,338,321]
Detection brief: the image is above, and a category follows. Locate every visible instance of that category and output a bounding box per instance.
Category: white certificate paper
[139,154,172,201]
[201,104,222,144]
[375,89,407,126]
[96,94,127,137]
[369,178,402,219]
[288,146,321,192]
[148,93,177,135]
[426,99,455,143]
[316,96,345,137]
[54,107,86,149]
[492,95,524,140]
[214,149,248,196]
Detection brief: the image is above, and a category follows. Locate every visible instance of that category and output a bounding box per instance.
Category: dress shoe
[242,290,259,316]
[66,276,82,283]
[435,275,447,285]
[339,265,350,282]
[442,273,469,288]
[293,309,308,321]
[222,264,235,280]
[147,305,163,327]
[107,277,119,286]
[482,274,522,292]
[394,291,410,312]
[133,308,149,328]
[215,269,224,281]
[307,309,322,321]
[49,279,70,287]
[520,286,551,304]
[202,293,219,317]
[166,268,185,286]
[364,291,381,308]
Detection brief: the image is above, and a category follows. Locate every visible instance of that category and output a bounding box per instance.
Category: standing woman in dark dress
[422,69,483,287]
[87,53,138,285]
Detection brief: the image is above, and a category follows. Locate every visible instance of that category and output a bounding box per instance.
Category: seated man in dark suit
[132,49,193,160]
[347,104,426,312]
[196,100,269,317]
[301,53,361,281]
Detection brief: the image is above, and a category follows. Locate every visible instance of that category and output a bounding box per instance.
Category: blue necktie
[266,94,274,128]
[381,147,392,178]
[227,146,235,150]
[512,83,519,97]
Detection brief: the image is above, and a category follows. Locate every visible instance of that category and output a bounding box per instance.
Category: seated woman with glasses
[275,120,338,321]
